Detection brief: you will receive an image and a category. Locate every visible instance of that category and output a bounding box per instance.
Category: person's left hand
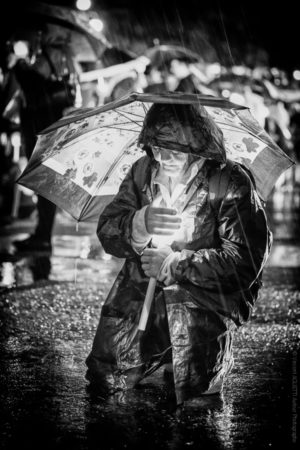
[141,246,173,278]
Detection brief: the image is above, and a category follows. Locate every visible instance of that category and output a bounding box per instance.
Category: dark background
[44,0,300,70]
[0,0,299,71]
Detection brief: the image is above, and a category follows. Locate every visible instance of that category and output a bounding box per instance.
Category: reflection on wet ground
[0,270,299,449]
[0,187,299,449]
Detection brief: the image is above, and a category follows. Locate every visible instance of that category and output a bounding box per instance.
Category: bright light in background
[232,65,247,76]
[13,41,29,58]
[89,18,104,32]
[230,92,246,106]
[76,0,92,11]
[11,132,21,148]
[206,62,221,81]
[1,262,15,287]
[11,132,21,163]
[293,70,300,81]
[271,67,280,77]
[221,89,230,98]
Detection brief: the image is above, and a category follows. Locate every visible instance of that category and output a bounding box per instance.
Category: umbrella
[143,44,202,71]
[208,74,277,100]
[17,91,294,223]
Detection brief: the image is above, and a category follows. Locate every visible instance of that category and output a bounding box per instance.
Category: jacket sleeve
[97,163,144,259]
[174,165,271,292]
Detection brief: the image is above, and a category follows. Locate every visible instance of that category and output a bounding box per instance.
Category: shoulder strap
[209,160,235,213]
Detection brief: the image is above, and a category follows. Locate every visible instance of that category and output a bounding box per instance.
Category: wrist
[158,251,181,285]
[131,206,152,253]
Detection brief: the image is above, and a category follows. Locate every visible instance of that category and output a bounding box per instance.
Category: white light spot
[89,18,104,32]
[221,89,230,98]
[293,70,300,81]
[13,41,29,58]
[76,0,92,11]
[230,92,246,106]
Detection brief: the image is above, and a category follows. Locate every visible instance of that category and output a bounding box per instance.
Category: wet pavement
[0,185,299,450]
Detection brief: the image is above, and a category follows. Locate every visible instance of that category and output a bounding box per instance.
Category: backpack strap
[209,160,236,214]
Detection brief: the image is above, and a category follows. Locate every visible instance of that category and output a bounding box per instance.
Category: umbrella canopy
[143,45,202,71]
[100,46,138,67]
[17,92,294,223]
[208,74,277,100]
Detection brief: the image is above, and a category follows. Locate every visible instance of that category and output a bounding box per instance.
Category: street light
[293,70,300,81]
[76,0,92,11]
[13,41,29,58]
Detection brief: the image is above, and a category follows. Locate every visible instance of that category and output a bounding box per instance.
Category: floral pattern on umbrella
[18,92,294,223]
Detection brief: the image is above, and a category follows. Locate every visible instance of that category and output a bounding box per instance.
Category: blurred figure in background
[7,24,80,252]
[143,63,168,93]
[143,57,214,96]
[106,69,146,103]
[169,57,204,93]
[0,56,22,225]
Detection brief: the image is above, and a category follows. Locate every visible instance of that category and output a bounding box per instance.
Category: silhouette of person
[9,25,79,252]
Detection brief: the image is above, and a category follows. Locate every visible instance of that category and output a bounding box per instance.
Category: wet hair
[138,102,226,163]
[142,103,201,132]
[142,143,154,158]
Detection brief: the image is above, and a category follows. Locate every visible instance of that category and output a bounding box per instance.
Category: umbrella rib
[114,109,144,127]
[215,121,272,146]
[218,122,256,133]
[98,153,124,187]
[100,120,143,127]
[140,101,148,115]
[99,125,141,133]
[59,125,141,149]
[116,109,146,119]
[79,148,128,221]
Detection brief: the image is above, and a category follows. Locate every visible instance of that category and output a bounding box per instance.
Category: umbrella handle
[138,277,157,331]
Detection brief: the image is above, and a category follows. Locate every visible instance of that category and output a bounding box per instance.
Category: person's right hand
[144,196,182,236]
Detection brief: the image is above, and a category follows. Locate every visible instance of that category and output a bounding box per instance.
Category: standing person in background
[143,63,168,93]
[168,57,201,92]
[8,24,80,252]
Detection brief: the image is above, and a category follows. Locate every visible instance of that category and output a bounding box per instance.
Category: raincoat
[86,104,271,404]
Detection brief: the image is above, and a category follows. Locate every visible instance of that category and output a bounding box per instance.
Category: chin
[162,166,180,177]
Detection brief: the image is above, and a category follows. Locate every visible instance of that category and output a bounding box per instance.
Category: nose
[160,151,173,162]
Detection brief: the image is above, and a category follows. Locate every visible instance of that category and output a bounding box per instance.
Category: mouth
[163,164,178,169]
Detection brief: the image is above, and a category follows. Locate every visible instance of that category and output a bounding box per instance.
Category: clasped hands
[141,200,181,278]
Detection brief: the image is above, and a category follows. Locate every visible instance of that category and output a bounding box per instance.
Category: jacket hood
[138,102,226,163]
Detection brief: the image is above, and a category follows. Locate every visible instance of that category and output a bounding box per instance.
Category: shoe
[13,236,52,253]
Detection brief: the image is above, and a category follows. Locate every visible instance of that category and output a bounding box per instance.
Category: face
[152,147,192,177]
